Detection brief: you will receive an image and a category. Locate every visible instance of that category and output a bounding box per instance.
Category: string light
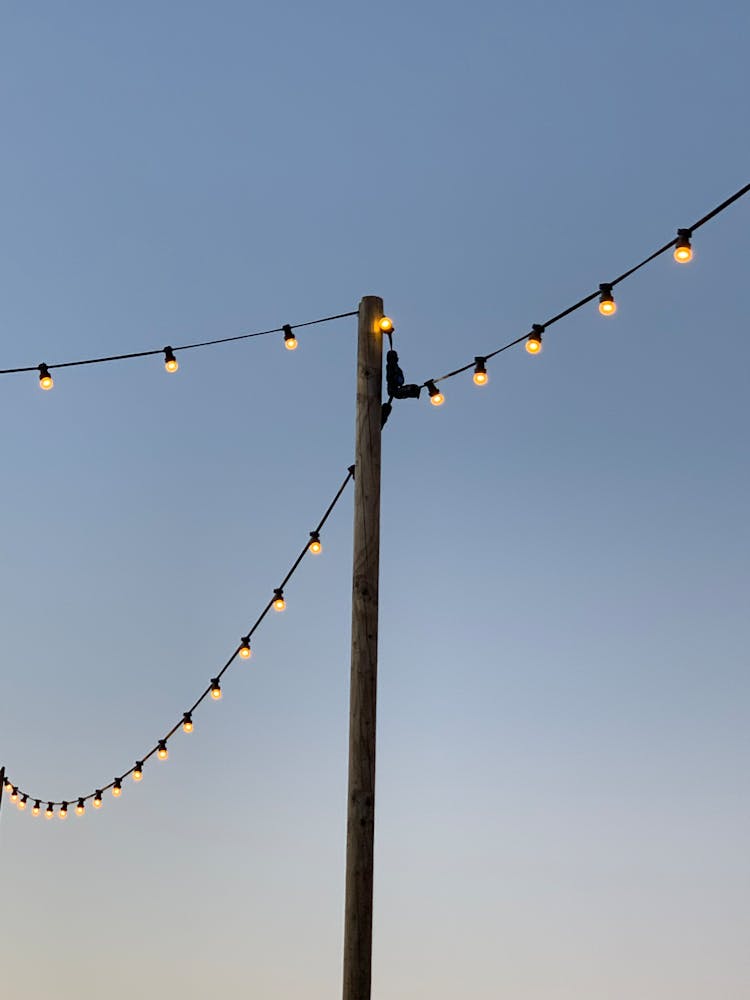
[18,795,27,811]
[93,792,103,809]
[10,786,18,803]
[38,364,54,390]
[210,678,222,700]
[45,803,54,819]
[309,531,322,554]
[157,741,169,761]
[3,778,11,794]
[164,347,179,373]
[182,713,193,734]
[526,325,544,355]
[283,325,298,351]
[59,802,68,819]
[378,316,394,333]
[112,779,122,798]
[273,588,286,612]
[472,357,488,386]
[598,283,616,316]
[426,380,444,406]
[239,637,252,659]
[133,762,144,782]
[76,799,85,816]
[674,228,693,262]
[32,801,41,817]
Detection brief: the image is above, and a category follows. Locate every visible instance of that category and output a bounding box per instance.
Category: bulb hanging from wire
[4,779,11,794]
[76,799,85,816]
[112,779,122,798]
[38,364,54,390]
[18,795,27,811]
[10,787,18,803]
[164,346,179,373]
[133,762,144,782]
[210,677,222,700]
[472,357,488,386]
[239,637,252,659]
[674,228,693,263]
[45,803,54,819]
[598,283,617,316]
[158,740,169,760]
[425,380,444,406]
[32,800,41,817]
[273,588,286,612]
[93,791,103,809]
[59,802,68,819]
[182,713,193,734]
[378,316,394,334]
[309,531,322,554]
[526,325,544,354]
[283,325,298,351]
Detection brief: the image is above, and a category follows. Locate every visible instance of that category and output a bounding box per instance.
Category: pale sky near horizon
[1,3,748,999]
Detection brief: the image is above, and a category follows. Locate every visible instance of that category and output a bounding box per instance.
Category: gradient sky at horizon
[1,3,748,998]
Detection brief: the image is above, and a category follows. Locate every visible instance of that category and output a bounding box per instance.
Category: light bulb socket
[164,346,177,364]
[283,325,297,348]
[38,363,52,380]
[158,740,168,756]
[182,712,193,727]
[425,380,440,398]
[77,798,85,810]
[675,229,692,252]
[273,588,284,602]
[598,282,613,298]
[474,356,487,372]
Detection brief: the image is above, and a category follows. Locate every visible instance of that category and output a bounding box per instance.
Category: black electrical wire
[2,465,355,806]
[0,309,359,376]
[422,182,750,387]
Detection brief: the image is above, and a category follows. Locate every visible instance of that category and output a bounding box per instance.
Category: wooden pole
[342,296,384,1000]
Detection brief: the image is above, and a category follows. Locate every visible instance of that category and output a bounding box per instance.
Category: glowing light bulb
[4,779,12,793]
[283,325,298,351]
[32,801,41,817]
[112,780,122,798]
[526,325,544,354]
[425,380,444,406]
[38,364,54,390]
[674,229,692,263]
[133,762,144,782]
[93,792,103,809]
[59,802,68,819]
[473,357,488,386]
[378,316,394,334]
[309,532,322,554]
[18,795,27,811]
[45,803,54,819]
[158,741,169,760]
[76,799,85,816]
[273,589,286,612]
[182,713,193,734]
[239,637,252,659]
[10,787,18,803]
[210,678,222,700]
[598,283,616,316]
[164,346,179,373]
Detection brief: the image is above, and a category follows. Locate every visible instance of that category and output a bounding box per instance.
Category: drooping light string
[0,309,359,386]
[418,182,750,398]
[1,466,354,817]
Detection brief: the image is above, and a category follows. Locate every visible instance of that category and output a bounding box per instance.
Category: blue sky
[1,3,748,998]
